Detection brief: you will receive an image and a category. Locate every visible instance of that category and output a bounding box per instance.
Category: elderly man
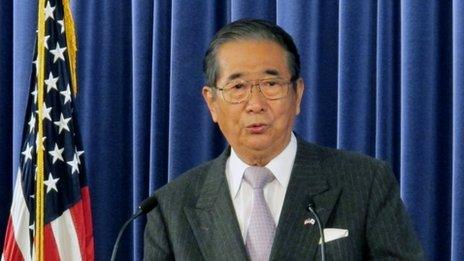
[144,19,423,260]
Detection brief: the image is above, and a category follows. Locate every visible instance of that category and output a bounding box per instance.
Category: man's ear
[294,78,305,115]
[202,86,219,123]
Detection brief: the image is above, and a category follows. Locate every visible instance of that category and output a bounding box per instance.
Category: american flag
[2,0,94,260]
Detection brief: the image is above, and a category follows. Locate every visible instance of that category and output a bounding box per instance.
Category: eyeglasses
[214,78,293,104]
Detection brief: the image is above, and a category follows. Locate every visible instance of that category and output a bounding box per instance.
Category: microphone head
[139,196,159,214]
[306,198,315,209]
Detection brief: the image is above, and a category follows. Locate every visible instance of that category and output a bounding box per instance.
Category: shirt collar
[226,133,297,199]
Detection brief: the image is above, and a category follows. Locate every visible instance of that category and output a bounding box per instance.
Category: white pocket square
[319,228,349,244]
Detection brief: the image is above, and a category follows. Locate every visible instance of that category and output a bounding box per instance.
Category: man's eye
[263,80,278,87]
[268,81,277,86]
[232,83,245,90]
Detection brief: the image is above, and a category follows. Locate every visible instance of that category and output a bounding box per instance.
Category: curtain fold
[375,0,400,170]
[1,1,462,260]
[401,1,453,259]
[72,1,135,258]
[280,0,340,148]
[231,0,275,21]
[168,0,227,179]
[337,0,377,155]
[452,1,464,259]
[131,1,154,260]
[0,0,13,248]
[149,0,171,192]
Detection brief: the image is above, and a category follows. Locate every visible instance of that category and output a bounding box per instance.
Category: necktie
[244,166,276,261]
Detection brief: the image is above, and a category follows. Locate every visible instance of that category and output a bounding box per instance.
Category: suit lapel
[184,148,249,260]
[270,140,342,260]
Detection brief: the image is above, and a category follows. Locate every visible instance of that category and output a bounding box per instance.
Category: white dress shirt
[225,133,297,241]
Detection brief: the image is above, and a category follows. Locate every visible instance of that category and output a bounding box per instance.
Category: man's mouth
[246,123,268,134]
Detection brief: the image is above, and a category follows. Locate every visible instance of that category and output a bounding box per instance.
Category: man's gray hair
[203,19,301,87]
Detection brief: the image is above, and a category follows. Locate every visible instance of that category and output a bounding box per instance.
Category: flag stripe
[10,171,31,261]
[69,187,94,261]
[43,225,60,261]
[2,218,24,261]
[50,211,82,260]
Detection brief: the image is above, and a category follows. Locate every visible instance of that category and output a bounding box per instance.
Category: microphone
[110,196,159,261]
[139,196,159,214]
[307,199,325,261]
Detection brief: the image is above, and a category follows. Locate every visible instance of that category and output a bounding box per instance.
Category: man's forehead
[215,40,289,83]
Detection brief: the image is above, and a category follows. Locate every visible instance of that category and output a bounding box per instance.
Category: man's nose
[246,84,267,112]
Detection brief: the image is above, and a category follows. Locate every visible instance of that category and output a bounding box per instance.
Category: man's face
[202,39,304,165]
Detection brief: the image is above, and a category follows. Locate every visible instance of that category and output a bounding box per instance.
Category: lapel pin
[304,218,316,226]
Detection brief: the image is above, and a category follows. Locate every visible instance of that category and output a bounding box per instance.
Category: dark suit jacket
[144,139,424,260]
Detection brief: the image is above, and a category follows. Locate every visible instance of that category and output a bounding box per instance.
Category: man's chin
[243,138,275,152]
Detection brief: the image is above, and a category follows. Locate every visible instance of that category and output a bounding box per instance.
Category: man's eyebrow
[264,69,280,76]
[227,73,243,81]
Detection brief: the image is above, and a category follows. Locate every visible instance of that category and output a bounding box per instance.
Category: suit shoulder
[299,140,390,170]
[155,160,213,201]
[297,140,394,188]
[155,153,225,206]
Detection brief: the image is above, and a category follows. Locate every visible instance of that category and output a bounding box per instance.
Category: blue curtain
[0,0,13,256]
[1,0,463,260]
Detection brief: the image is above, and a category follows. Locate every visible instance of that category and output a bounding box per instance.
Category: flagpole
[36,0,46,260]
[62,0,78,95]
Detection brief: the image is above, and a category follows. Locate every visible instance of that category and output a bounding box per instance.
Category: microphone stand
[110,209,143,261]
[307,203,325,261]
[110,196,158,261]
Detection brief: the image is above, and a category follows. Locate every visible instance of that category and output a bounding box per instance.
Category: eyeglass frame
[212,77,296,104]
